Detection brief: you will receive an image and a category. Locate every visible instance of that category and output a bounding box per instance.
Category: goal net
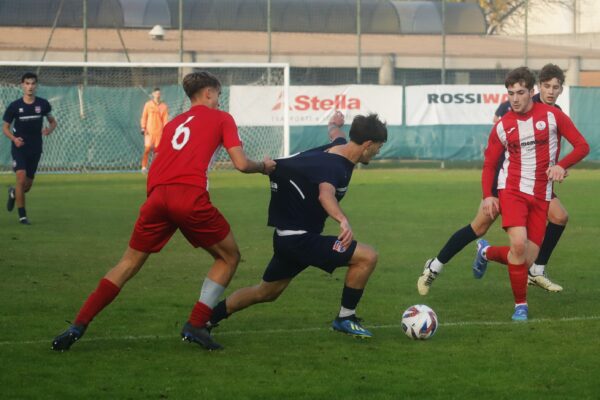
[0,61,290,173]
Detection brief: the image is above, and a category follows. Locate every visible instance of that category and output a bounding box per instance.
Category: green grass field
[1,170,599,399]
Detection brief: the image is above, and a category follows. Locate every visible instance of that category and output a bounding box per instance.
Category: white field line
[1,315,599,347]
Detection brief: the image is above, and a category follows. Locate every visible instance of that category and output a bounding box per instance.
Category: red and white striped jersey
[482,102,589,201]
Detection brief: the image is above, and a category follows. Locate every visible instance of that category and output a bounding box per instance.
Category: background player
[51,71,276,352]
[140,87,169,173]
[3,72,57,225]
[418,63,574,294]
[475,67,588,320]
[206,113,387,341]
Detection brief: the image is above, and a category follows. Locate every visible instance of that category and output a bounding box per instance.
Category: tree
[458,0,575,35]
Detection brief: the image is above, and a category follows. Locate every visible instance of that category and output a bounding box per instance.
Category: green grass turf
[1,170,599,399]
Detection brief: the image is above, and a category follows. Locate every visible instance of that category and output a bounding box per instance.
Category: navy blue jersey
[268,137,354,233]
[3,97,52,152]
[494,93,561,118]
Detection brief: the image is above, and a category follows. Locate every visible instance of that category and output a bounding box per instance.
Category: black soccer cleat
[6,186,15,212]
[181,322,223,351]
[19,217,31,225]
[51,324,86,352]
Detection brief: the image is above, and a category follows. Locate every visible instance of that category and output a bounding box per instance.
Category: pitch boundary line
[1,315,599,347]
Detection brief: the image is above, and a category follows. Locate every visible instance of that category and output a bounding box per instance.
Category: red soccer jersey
[147,105,242,194]
[482,102,589,201]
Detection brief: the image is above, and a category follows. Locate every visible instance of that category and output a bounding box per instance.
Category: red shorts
[129,184,230,253]
[498,189,549,247]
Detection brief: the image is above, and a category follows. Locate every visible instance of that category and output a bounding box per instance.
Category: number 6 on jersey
[172,116,194,150]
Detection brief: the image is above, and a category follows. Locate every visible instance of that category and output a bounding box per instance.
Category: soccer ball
[401,304,438,340]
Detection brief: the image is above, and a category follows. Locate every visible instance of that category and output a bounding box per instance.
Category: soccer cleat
[141,167,148,174]
[472,239,489,279]
[19,217,31,225]
[417,259,438,295]
[331,315,373,338]
[6,186,15,212]
[528,273,563,292]
[181,322,223,350]
[511,304,529,321]
[51,324,86,351]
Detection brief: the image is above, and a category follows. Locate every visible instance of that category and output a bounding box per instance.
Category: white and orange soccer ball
[401,304,438,340]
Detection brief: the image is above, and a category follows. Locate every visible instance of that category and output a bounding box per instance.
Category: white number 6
[172,116,194,150]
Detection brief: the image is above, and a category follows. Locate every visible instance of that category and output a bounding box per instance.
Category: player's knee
[357,246,378,273]
[510,241,527,258]
[471,220,491,237]
[365,248,378,270]
[549,209,569,225]
[228,248,241,268]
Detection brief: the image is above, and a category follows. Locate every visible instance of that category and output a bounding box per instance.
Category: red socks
[486,246,510,265]
[188,301,213,328]
[508,262,528,304]
[74,278,121,326]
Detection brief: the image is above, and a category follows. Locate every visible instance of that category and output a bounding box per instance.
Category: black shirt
[3,97,52,152]
[268,137,354,233]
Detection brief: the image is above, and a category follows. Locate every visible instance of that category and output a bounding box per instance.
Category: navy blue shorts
[262,231,358,282]
[12,147,42,179]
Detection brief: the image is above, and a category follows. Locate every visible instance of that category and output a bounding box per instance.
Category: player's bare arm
[2,121,24,147]
[227,145,276,175]
[318,182,353,248]
[328,111,346,142]
[42,115,57,136]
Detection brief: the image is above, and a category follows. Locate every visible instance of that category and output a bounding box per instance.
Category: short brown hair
[505,67,536,90]
[538,63,565,85]
[349,113,387,145]
[182,71,221,100]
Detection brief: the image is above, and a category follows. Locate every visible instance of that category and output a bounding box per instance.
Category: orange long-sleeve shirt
[141,100,169,139]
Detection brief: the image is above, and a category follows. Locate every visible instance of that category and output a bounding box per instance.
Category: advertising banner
[230,85,403,126]
[405,85,570,126]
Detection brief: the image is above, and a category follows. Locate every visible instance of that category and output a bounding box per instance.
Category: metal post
[524,0,528,66]
[573,0,579,35]
[441,0,446,84]
[179,0,183,82]
[356,0,361,84]
[179,0,183,63]
[268,0,272,63]
[267,0,272,84]
[83,0,88,86]
[40,0,65,64]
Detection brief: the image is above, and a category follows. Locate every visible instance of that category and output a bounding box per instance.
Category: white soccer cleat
[528,273,563,292]
[417,259,438,296]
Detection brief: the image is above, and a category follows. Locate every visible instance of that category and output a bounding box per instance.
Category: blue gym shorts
[12,146,42,179]
[262,230,358,282]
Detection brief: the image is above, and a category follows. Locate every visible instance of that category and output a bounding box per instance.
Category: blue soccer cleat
[511,304,529,321]
[51,324,86,351]
[472,239,489,279]
[181,322,223,350]
[332,315,373,338]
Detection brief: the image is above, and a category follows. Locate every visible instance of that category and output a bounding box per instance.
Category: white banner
[405,85,570,126]
[229,85,403,126]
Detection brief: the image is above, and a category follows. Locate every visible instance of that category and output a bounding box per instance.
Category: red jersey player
[473,67,589,321]
[51,71,276,351]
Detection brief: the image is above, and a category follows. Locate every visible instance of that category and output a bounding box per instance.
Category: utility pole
[356,0,361,83]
